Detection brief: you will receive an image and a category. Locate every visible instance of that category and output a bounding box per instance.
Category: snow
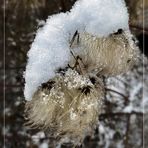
[129,83,142,101]
[123,83,143,113]
[71,0,129,36]
[106,55,146,114]
[39,142,48,148]
[32,132,46,144]
[99,123,105,134]
[24,0,129,100]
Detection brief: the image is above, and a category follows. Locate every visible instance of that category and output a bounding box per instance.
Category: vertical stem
[124,115,130,148]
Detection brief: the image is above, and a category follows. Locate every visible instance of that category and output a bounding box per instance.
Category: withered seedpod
[25,69,104,144]
[69,30,139,76]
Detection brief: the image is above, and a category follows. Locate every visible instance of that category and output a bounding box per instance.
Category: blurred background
[1,0,148,147]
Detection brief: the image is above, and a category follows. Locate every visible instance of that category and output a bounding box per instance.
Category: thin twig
[0,85,22,88]
[0,67,25,70]
[105,88,128,99]
[114,77,129,86]
[100,112,143,118]
[124,114,130,148]
[129,24,148,34]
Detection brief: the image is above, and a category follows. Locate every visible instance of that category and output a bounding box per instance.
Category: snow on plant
[24,0,131,100]
[24,0,139,145]
[25,69,104,144]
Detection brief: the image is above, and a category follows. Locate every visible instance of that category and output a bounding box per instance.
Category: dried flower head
[24,0,139,146]
[25,69,104,143]
[70,30,139,76]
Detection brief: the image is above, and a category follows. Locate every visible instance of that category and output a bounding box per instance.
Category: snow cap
[24,0,129,100]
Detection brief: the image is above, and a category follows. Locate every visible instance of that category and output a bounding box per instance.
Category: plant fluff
[24,0,139,145]
[25,69,104,143]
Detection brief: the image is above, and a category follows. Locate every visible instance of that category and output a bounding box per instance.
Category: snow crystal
[24,0,129,100]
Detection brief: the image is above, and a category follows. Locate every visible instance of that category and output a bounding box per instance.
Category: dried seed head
[70,30,139,76]
[25,69,104,144]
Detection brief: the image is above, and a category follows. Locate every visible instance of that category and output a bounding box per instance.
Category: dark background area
[1,0,147,147]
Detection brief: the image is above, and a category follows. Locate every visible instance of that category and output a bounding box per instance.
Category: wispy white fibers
[24,0,129,100]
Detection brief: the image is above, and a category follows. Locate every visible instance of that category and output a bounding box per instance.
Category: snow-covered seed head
[25,69,104,144]
[70,29,139,76]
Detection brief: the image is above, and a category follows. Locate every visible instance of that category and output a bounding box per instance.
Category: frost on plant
[24,0,130,100]
[25,69,104,143]
[24,0,139,145]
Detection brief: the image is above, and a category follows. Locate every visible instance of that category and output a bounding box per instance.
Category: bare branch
[105,88,128,99]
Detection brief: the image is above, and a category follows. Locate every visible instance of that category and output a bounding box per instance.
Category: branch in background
[100,112,143,119]
[105,88,128,100]
[114,77,129,86]
[141,116,144,147]
[129,24,148,34]
[124,114,130,148]
[0,67,25,70]
[0,85,22,88]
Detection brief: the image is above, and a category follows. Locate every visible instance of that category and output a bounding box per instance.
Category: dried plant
[25,69,104,144]
[70,30,139,76]
[24,28,139,145]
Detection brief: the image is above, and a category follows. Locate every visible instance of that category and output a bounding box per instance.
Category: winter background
[1,0,148,147]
